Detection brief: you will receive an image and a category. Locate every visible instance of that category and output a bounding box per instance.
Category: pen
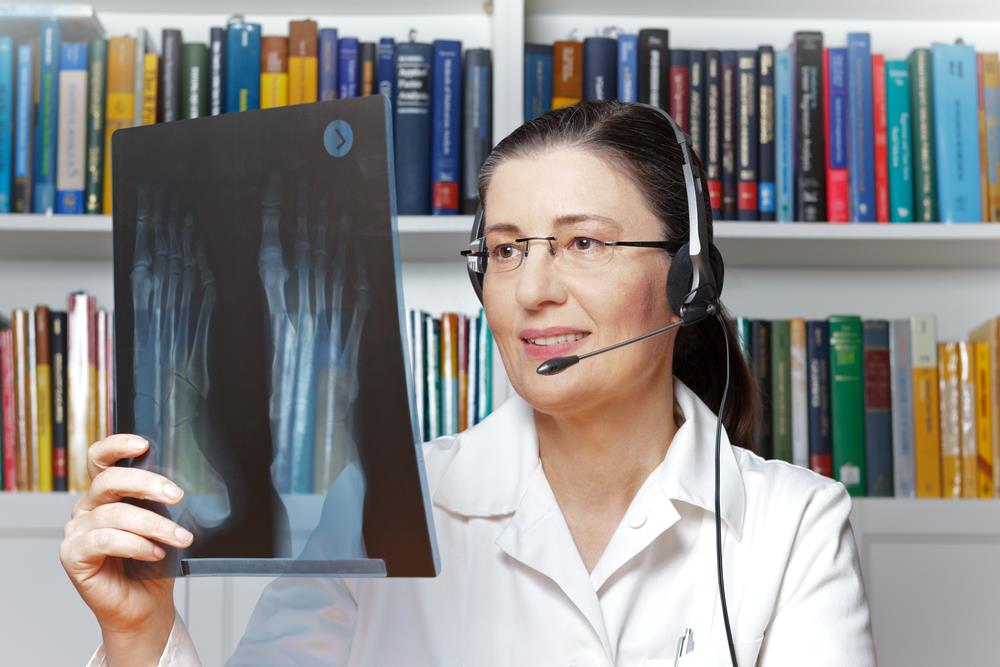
[673,627,694,666]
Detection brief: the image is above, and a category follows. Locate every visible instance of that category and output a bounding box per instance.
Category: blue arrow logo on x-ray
[323,119,354,158]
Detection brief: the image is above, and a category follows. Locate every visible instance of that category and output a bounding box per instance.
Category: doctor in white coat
[62,99,877,666]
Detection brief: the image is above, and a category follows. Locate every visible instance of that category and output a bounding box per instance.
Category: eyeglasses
[460,230,682,275]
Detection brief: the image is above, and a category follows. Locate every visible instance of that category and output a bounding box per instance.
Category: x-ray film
[111,95,439,578]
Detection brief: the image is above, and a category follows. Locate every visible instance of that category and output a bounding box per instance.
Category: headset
[461,101,739,666]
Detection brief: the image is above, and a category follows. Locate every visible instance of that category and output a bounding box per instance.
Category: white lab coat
[87,377,876,666]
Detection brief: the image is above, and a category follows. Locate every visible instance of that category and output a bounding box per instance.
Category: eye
[491,243,521,261]
[569,236,601,253]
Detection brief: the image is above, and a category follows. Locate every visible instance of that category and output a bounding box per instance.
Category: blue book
[863,320,894,497]
[885,60,914,222]
[0,37,13,213]
[378,37,396,141]
[827,47,849,222]
[775,48,794,222]
[806,320,832,476]
[583,36,616,101]
[395,42,433,215]
[524,43,553,120]
[688,49,706,160]
[33,19,60,214]
[14,42,32,212]
[931,42,982,222]
[55,42,87,214]
[319,28,338,101]
[338,37,359,98]
[847,33,876,222]
[431,39,462,215]
[618,34,638,103]
[225,21,261,112]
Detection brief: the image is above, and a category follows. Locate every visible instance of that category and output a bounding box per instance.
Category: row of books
[0,293,112,493]
[734,314,1000,499]
[405,309,495,443]
[525,29,1000,223]
[0,17,493,217]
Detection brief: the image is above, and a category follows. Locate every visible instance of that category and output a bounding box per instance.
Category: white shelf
[87,0,489,16]
[6,214,1000,267]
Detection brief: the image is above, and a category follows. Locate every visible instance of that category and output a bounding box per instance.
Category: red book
[871,54,890,223]
[669,51,690,132]
[823,47,849,223]
[0,329,16,490]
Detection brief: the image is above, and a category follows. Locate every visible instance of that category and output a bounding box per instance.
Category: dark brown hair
[477,100,759,447]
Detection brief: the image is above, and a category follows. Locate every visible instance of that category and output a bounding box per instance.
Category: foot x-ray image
[111,96,439,578]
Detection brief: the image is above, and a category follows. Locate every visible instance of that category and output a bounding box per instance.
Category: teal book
[0,37,12,212]
[829,315,867,496]
[770,320,792,463]
[931,42,982,222]
[885,60,914,222]
[477,309,493,420]
[736,316,751,361]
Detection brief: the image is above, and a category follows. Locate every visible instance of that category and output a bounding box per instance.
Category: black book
[50,311,68,491]
[720,50,738,221]
[750,319,773,459]
[793,31,826,222]
[637,29,670,111]
[705,50,722,220]
[461,48,492,214]
[806,320,832,477]
[688,49,706,162]
[736,50,758,221]
[757,45,776,221]
[159,28,183,123]
[209,27,226,116]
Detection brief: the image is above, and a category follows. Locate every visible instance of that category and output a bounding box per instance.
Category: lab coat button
[628,509,647,528]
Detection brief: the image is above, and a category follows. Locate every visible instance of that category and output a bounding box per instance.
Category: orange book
[440,313,459,434]
[103,36,137,215]
[957,342,979,497]
[552,40,583,109]
[976,54,991,221]
[984,54,1000,222]
[142,52,159,126]
[911,315,941,497]
[288,20,318,105]
[35,306,53,492]
[938,342,962,498]
[11,310,33,491]
[969,316,1000,497]
[458,313,468,432]
[972,340,994,497]
[261,36,288,109]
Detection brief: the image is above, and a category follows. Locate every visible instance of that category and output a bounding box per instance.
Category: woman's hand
[60,434,194,665]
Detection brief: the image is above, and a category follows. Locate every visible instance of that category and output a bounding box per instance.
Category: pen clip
[673,627,694,666]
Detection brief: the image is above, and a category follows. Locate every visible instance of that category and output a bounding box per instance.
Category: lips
[519,327,591,361]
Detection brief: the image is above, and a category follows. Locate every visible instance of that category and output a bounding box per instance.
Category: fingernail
[163,483,183,499]
[174,526,193,543]
[126,437,147,452]
[152,545,166,559]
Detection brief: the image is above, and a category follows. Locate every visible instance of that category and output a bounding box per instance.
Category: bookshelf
[3,0,1000,665]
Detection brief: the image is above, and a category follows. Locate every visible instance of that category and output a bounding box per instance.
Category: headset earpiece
[468,206,486,303]
[667,242,725,319]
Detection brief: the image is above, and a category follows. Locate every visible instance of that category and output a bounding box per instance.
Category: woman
[62,100,876,666]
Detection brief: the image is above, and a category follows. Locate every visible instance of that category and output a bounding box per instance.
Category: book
[67,292,95,492]
[103,36,137,216]
[908,48,937,222]
[968,315,1000,497]
[978,54,991,222]
[637,29,669,110]
[847,32,876,223]
[181,43,209,118]
[688,49,705,159]
[750,319,772,459]
[583,37,616,101]
[13,42,33,213]
[261,37,288,109]
[319,28,338,102]
[0,37,11,213]
[829,315,866,495]
[983,53,1000,221]
[425,314,440,439]
[885,60,915,222]
[50,311,68,491]
[863,320,893,497]
[288,19,318,105]
[12,310,32,490]
[705,50,723,218]
[824,47,849,223]
[794,31,826,222]
[790,318,808,468]
[757,45,776,221]
[35,307,53,492]
[338,37,359,98]
[806,321,833,478]
[736,50,758,221]
[209,27,225,116]
[931,42,982,222]
[33,19,60,215]
[85,37,107,214]
[775,48,794,222]
[669,48,689,130]
[0,322,14,490]
[552,40,582,109]
[525,43,552,120]
[159,28,182,122]
[461,49,492,214]
[141,52,158,125]
[440,313,459,434]
[938,341,962,497]
[378,38,397,116]
[431,39,462,215]
[888,319,916,497]
[911,314,941,497]
[360,42,376,96]
[395,41,433,215]
[477,312,493,422]
[618,34,638,104]
[957,342,979,497]
[225,19,261,112]
[971,340,994,498]
[770,319,792,463]
[466,311,479,428]
[872,54,890,222]
[132,29,153,127]
[721,50,738,220]
[56,42,88,214]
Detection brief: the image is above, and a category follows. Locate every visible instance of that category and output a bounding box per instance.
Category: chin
[509,365,605,415]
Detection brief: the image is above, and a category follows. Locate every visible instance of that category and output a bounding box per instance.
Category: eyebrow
[484,213,623,235]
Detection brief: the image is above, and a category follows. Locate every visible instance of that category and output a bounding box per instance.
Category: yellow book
[972,340,994,498]
[142,52,158,126]
[288,20,318,105]
[261,36,288,109]
[957,342,978,498]
[912,315,942,497]
[35,307,53,492]
[103,36,137,215]
[983,54,1000,222]
[969,316,1000,497]
[938,342,962,498]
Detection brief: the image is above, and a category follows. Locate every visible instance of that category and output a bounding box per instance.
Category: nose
[514,240,568,310]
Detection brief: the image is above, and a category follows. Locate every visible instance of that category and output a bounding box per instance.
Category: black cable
[714,310,738,667]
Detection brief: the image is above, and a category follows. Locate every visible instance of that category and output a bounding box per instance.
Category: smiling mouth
[523,332,590,346]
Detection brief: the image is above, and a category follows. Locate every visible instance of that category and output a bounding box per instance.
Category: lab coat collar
[431,377,746,542]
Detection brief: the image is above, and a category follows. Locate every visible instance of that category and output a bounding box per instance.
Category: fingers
[65,527,168,568]
[74,465,184,517]
[87,434,150,481]
[69,501,193,550]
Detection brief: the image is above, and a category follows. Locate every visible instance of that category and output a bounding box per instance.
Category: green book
[770,319,792,463]
[885,60,914,222]
[907,48,937,223]
[829,315,867,495]
[84,37,107,214]
[181,43,209,119]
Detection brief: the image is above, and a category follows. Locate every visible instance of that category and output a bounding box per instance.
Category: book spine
[141,53,158,125]
[458,314,468,431]
[67,293,93,492]
[288,19,318,105]
[319,28,338,102]
[481,314,494,417]
[466,312,479,426]
[209,27,225,116]
[431,39,462,215]
[552,40,583,109]
[737,50,758,221]
[794,31,826,222]
[984,54,1000,221]
[847,33,876,222]
[911,314,941,497]
[807,320,833,477]
[56,43,88,214]
[888,319,916,497]
[863,320,893,496]
[95,309,108,442]
[931,43,982,222]
[395,42,433,215]
[524,43,553,120]
[0,38,12,213]
[668,48,689,129]
[618,35,638,104]
[159,29,182,122]
[637,29,669,110]
[705,50,723,218]
[103,37,137,216]
[824,47,849,223]
[735,316,751,360]
[378,37,397,110]
[750,319,772,459]
[977,54,991,222]
[180,44,208,118]
[84,38,106,214]
[12,311,33,490]
[829,315,866,495]
[721,50,738,220]
[957,342,978,497]
[13,43,32,213]
[757,45,776,221]
[411,311,425,440]
[225,22,261,112]
[972,341,993,497]
[260,37,288,109]
[886,60,915,222]
[337,37,359,98]
[583,37,616,101]
[872,54,890,223]
[34,307,52,491]
[359,42,376,96]
[425,315,440,439]
[790,318,809,468]
[775,48,794,222]
[688,49,705,159]
[770,319,792,463]
[50,311,67,491]
[461,49,491,214]
[968,318,1000,498]
[442,314,458,434]
[33,19,60,214]
[0,329,15,490]
[908,48,937,222]
[132,30,148,127]
[938,341,962,497]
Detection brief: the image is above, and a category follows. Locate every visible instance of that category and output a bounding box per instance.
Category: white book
[889,319,916,497]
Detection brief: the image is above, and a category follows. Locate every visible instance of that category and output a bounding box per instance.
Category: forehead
[483,146,662,237]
